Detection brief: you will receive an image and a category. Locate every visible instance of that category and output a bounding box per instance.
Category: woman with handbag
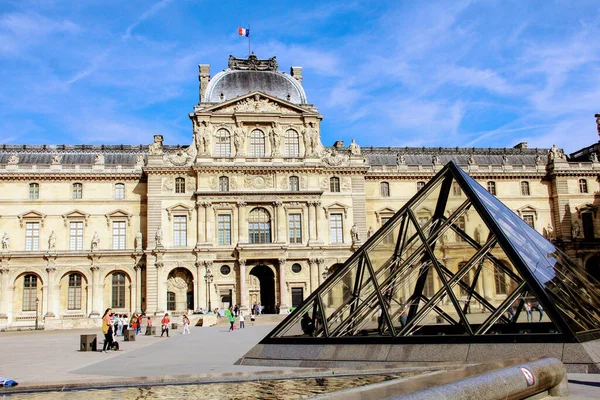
[161,313,171,337]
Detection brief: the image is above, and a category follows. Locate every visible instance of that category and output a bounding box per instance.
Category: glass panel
[320,259,359,336]
[277,298,322,337]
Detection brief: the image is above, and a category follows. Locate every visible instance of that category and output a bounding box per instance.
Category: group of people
[507,301,544,322]
[224,305,256,332]
[110,313,144,337]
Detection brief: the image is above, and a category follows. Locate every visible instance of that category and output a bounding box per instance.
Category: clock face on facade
[253,176,265,188]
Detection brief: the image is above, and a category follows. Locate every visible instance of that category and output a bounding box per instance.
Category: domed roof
[204,55,307,104]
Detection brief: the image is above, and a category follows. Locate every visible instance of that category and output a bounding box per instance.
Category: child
[250,311,255,325]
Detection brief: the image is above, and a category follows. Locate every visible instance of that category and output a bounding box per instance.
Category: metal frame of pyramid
[263,162,600,345]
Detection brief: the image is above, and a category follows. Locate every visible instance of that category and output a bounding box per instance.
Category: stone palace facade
[0,54,599,329]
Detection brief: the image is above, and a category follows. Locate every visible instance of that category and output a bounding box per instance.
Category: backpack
[110,341,120,351]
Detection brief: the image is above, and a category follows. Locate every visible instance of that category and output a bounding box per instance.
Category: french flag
[238,27,250,37]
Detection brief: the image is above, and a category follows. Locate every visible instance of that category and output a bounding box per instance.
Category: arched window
[175,177,185,193]
[380,182,390,197]
[167,291,176,311]
[68,273,82,310]
[289,176,300,191]
[72,183,83,199]
[579,179,588,193]
[215,128,231,157]
[115,183,125,199]
[284,129,300,157]
[23,274,37,311]
[248,208,271,244]
[520,181,530,196]
[330,177,340,192]
[111,272,126,308]
[29,183,39,200]
[219,176,229,192]
[250,129,265,157]
[487,181,496,195]
[417,181,425,191]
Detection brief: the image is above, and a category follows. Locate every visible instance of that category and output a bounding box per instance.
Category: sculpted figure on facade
[233,122,246,156]
[596,113,600,137]
[348,139,361,155]
[7,154,19,164]
[135,231,143,251]
[148,135,164,155]
[546,223,554,240]
[91,232,100,251]
[535,153,544,164]
[431,155,439,165]
[94,153,104,164]
[269,122,282,156]
[48,231,56,250]
[548,144,565,162]
[572,221,581,239]
[193,121,211,156]
[367,226,374,238]
[468,154,475,165]
[396,153,406,165]
[302,122,320,156]
[169,145,192,166]
[51,154,62,165]
[502,155,509,166]
[590,152,598,162]
[136,154,145,166]
[155,227,163,247]
[351,224,360,243]
[1,232,9,250]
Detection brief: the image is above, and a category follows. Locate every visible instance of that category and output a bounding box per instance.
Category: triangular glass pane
[320,259,359,335]
[455,166,600,333]
[410,176,444,239]
[276,297,320,337]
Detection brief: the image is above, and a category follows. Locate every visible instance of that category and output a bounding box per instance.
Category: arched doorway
[586,255,600,284]
[250,265,275,314]
[167,268,194,312]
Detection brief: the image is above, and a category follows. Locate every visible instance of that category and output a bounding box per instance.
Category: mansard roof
[204,55,307,104]
[0,144,151,165]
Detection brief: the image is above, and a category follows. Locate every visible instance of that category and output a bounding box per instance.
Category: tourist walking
[101,308,114,352]
[228,312,236,331]
[525,302,533,322]
[137,314,143,335]
[537,304,544,322]
[250,311,255,325]
[117,314,124,336]
[130,314,138,335]
[239,311,245,329]
[182,313,191,335]
[161,313,171,337]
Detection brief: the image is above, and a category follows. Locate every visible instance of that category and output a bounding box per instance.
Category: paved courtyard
[0,323,599,399]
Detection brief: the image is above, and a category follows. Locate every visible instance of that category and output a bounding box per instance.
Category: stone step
[213,314,288,326]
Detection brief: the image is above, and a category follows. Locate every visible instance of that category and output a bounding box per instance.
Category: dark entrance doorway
[582,213,595,239]
[250,265,275,314]
[586,255,600,283]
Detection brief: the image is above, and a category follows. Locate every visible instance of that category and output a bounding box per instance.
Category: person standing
[537,304,544,322]
[182,313,191,335]
[137,314,143,335]
[239,311,245,329]
[117,314,124,336]
[122,314,129,333]
[101,308,114,352]
[525,302,533,322]
[161,313,171,337]
[228,312,236,332]
[130,314,138,335]
[146,317,153,335]
[250,311,255,326]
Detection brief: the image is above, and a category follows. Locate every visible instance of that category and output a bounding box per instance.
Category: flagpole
[248,24,251,56]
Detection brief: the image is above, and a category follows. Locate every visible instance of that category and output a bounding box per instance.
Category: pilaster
[278,258,288,313]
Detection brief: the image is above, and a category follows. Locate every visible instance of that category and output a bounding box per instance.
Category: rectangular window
[23,275,37,312]
[173,216,187,247]
[291,287,304,307]
[330,213,343,243]
[487,181,496,195]
[218,214,231,245]
[29,183,39,200]
[521,181,530,196]
[456,216,466,242]
[458,263,469,296]
[25,222,39,251]
[381,217,394,244]
[523,215,535,229]
[115,183,125,199]
[452,182,462,196]
[68,274,82,310]
[494,265,507,295]
[72,183,82,199]
[69,221,84,250]
[288,213,302,243]
[112,221,126,250]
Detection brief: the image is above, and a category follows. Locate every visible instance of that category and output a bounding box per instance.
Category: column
[307,201,316,243]
[134,265,141,313]
[156,262,165,314]
[317,258,325,285]
[195,261,204,311]
[0,267,9,317]
[309,258,318,293]
[239,259,247,311]
[276,202,286,243]
[237,202,247,243]
[90,266,100,316]
[45,267,57,318]
[314,201,323,242]
[205,203,214,244]
[482,267,494,302]
[196,201,205,245]
[278,258,288,313]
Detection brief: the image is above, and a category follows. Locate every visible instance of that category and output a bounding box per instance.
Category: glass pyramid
[265,162,600,344]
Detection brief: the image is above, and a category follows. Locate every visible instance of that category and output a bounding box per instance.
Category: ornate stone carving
[341,178,351,191]
[236,201,247,208]
[51,154,62,164]
[162,177,173,192]
[596,113,600,137]
[572,221,581,238]
[367,226,374,238]
[348,139,361,155]
[186,177,196,192]
[209,176,218,190]
[431,155,439,165]
[91,232,100,251]
[48,231,56,250]
[1,232,9,250]
[269,123,282,156]
[351,224,360,243]
[135,231,143,251]
[302,122,320,156]
[94,153,104,165]
[235,96,281,113]
[321,149,349,166]
[244,175,273,189]
[468,154,475,165]
[590,153,599,162]
[396,154,406,165]
[535,154,544,164]
[148,135,164,155]
[136,154,145,166]
[193,120,212,156]
[228,54,278,71]
[547,144,565,162]
[7,154,19,164]
[168,146,193,166]
[155,227,163,247]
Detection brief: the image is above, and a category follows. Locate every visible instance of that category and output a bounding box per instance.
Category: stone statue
[94,153,104,164]
[51,154,62,165]
[548,144,564,162]
[348,139,361,155]
[194,121,211,156]
[432,155,439,165]
[135,231,143,250]
[396,153,406,165]
[302,122,319,156]
[468,154,475,165]
[91,232,100,250]
[572,221,581,239]
[7,154,18,164]
[546,223,554,240]
[233,122,245,156]
[269,123,281,156]
[502,155,509,166]
[596,113,600,137]
[367,226,374,238]
[351,224,360,243]
[148,135,164,155]
[155,226,163,247]
[48,231,56,250]
[535,154,544,164]
[590,152,599,162]
[136,154,145,166]
[1,232,9,250]
[474,225,482,244]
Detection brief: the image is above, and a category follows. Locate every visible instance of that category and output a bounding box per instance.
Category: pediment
[375,207,397,223]
[199,91,317,115]
[324,202,350,219]
[166,203,193,220]
[576,203,598,217]
[105,209,133,226]
[62,209,91,226]
[18,210,46,227]
[516,205,538,219]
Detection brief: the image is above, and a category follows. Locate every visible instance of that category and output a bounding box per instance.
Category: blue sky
[1,0,599,153]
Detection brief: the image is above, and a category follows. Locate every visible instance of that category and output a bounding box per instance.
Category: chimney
[290,66,303,83]
[513,142,528,149]
[198,64,210,103]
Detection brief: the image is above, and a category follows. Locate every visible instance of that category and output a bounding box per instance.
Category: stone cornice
[195,190,323,197]
[0,171,143,181]
[365,171,548,180]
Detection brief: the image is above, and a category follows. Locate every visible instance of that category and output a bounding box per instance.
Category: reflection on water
[4,375,405,399]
